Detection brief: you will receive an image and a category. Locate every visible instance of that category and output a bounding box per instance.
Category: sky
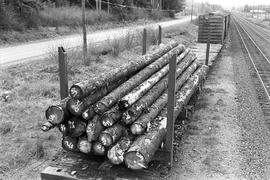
[193,0,270,9]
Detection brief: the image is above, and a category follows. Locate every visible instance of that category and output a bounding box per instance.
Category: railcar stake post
[158,25,162,45]
[205,20,210,66]
[142,28,147,55]
[58,47,68,99]
[165,54,177,167]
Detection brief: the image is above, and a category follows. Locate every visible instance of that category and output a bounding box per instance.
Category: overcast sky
[193,0,270,8]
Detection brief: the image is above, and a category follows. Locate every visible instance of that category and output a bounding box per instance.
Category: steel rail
[233,16,270,103]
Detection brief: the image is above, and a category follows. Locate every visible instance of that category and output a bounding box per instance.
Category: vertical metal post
[165,54,177,167]
[158,25,162,45]
[58,47,68,100]
[82,0,87,64]
[142,28,147,55]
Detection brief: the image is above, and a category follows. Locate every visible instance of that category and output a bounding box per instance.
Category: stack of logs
[41,41,208,170]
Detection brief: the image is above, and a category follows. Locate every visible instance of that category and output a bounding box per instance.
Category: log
[94,45,185,114]
[122,52,196,125]
[77,137,92,154]
[99,124,125,147]
[42,97,71,131]
[107,135,134,165]
[124,117,167,170]
[58,123,68,136]
[67,76,129,116]
[100,106,122,127]
[69,41,178,99]
[81,105,96,121]
[67,117,87,138]
[86,115,104,142]
[118,48,190,111]
[93,141,106,156]
[62,136,79,153]
[130,61,199,134]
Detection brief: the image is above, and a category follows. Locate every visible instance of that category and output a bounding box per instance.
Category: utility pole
[82,0,87,64]
[191,0,194,22]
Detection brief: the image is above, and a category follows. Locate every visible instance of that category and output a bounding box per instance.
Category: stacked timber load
[41,41,208,170]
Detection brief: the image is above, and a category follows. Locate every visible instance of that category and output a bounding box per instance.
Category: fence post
[58,47,68,100]
[158,25,162,45]
[205,34,210,66]
[165,54,177,167]
[142,28,147,55]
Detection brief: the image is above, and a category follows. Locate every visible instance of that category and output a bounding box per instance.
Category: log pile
[41,41,208,170]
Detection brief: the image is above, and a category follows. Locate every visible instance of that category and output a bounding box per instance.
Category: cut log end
[107,145,124,165]
[78,139,92,154]
[101,116,114,127]
[93,142,106,156]
[67,99,84,116]
[122,110,136,125]
[124,151,147,170]
[62,136,79,153]
[45,106,64,124]
[41,121,54,132]
[118,100,129,111]
[99,133,113,147]
[70,85,83,99]
[94,103,108,115]
[58,123,68,135]
[130,123,144,135]
[82,107,95,120]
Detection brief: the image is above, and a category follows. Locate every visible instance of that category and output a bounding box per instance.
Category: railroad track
[233,14,270,121]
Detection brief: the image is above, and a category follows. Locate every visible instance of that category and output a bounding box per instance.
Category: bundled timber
[94,45,185,114]
[99,124,125,147]
[67,117,87,138]
[82,105,96,120]
[69,41,178,100]
[58,123,68,136]
[118,48,190,111]
[124,117,167,170]
[67,77,129,116]
[41,97,71,132]
[86,115,104,142]
[100,106,122,127]
[122,53,197,125]
[62,136,79,153]
[107,135,134,165]
[93,142,106,156]
[78,137,92,154]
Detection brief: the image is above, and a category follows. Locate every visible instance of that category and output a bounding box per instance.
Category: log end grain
[82,106,96,120]
[77,139,92,154]
[93,142,106,156]
[45,105,65,125]
[99,133,113,147]
[62,136,79,153]
[118,100,129,111]
[58,123,68,135]
[107,145,124,165]
[67,118,87,138]
[67,99,84,116]
[69,85,83,99]
[41,121,54,132]
[130,123,145,135]
[124,151,147,170]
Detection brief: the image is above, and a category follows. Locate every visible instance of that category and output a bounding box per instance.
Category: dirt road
[167,15,270,180]
[0,17,192,66]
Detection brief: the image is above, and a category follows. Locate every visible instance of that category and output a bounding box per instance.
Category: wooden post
[82,0,87,64]
[58,47,68,100]
[165,54,177,167]
[142,28,147,55]
[205,32,210,66]
[158,25,162,45]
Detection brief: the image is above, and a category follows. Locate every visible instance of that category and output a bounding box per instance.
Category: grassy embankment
[0,21,197,179]
[0,6,169,46]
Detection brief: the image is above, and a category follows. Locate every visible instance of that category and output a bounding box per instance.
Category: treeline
[0,0,185,31]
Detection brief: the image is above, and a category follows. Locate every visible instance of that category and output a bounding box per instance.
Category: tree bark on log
[67,117,87,138]
[118,48,190,111]
[42,97,72,131]
[94,45,185,114]
[86,115,104,142]
[124,117,167,170]
[99,124,125,147]
[82,105,96,120]
[122,52,196,125]
[107,135,134,165]
[93,141,107,156]
[69,41,178,99]
[100,106,122,127]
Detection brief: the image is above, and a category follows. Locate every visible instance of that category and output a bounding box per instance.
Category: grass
[0,22,197,179]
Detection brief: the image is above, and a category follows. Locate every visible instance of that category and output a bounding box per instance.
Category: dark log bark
[107,135,134,165]
[93,141,106,156]
[62,136,79,153]
[82,105,96,121]
[100,106,122,127]
[94,45,185,114]
[86,115,104,142]
[77,137,92,154]
[70,41,178,99]
[42,97,72,131]
[67,76,129,116]
[124,117,167,170]
[99,124,125,147]
[130,61,199,135]
[118,48,190,111]
[67,117,87,138]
